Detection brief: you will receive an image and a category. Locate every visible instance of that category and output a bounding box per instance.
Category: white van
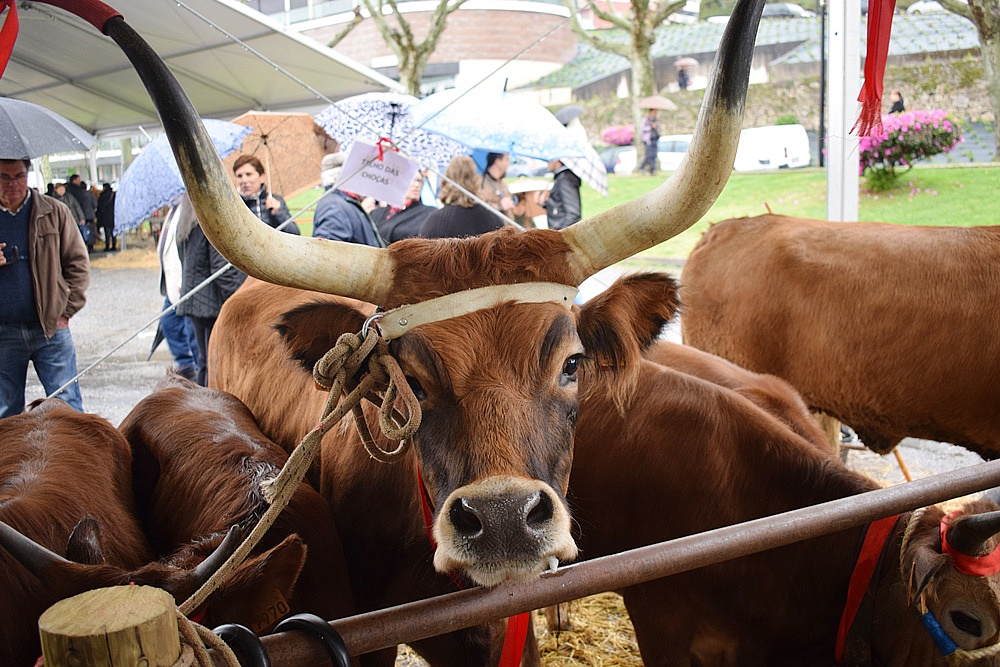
[733,124,811,171]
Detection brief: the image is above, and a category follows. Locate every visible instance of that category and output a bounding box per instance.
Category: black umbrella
[555,105,585,126]
[0,97,96,159]
[147,323,165,362]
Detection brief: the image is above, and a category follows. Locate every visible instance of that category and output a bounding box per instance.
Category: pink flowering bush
[859,110,962,191]
[602,124,635,146]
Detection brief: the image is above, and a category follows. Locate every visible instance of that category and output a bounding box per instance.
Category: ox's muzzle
[432,476,577,587]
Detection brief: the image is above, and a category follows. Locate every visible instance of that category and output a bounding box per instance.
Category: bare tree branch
[326,5,365,49]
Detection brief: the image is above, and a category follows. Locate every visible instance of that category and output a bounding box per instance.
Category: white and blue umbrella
[114,119,253,233]
[410,89,587,161]
[314,92,467,173]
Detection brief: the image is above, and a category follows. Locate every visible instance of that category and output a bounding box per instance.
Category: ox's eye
[406,376,427,402]
[951,611,983,637]
[560,354,584,386]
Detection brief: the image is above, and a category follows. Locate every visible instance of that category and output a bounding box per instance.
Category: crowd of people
[1,133,588,411]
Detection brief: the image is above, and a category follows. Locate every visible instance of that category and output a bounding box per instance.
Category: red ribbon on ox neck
[0,0,19,80]
[941,511,1000,577]
[852,0,898,136]
[835,514,899,662]
[416,462,531,667]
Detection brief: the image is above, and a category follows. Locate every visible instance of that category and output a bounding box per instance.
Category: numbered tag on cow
[338,141,420,207]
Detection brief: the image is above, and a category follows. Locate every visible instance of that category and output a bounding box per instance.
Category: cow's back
[681,214,1000,456]
[643,340,830,452]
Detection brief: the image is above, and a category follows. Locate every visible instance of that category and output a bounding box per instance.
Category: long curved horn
[0,520,72,579]
[561,0,765,283]
[51,0,396,305]
[945,510,1000,557]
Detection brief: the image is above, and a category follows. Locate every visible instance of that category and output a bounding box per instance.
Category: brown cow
[0,400,268,665]
[75,0,765,661]
[567,307,1000,664]
[680,213,1000,458]
[643,339,831,452]
[118,373,357,633]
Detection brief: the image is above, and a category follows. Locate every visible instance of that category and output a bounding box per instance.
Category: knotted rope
[172,611,240,667]
[179,326,421,617]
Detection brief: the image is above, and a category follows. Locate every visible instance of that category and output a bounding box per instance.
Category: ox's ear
[65,517,107,565]
[577,273,680,409]
[274,300,369,374]
[901,507,950,604]
[209,534,307,634]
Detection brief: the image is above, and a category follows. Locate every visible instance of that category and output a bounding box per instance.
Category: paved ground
[28,257,987,489]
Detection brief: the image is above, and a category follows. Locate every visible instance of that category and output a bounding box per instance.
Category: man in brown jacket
[0,158,90,417]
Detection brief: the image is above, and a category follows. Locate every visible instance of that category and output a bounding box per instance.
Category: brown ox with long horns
[680,213,1000,458]
[55,0,765,661]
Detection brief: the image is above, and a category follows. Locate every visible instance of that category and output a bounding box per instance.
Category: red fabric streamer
[941,511,1000,577]
[835,514,899,662]
[853,0,898,136]
[0,0,19,80]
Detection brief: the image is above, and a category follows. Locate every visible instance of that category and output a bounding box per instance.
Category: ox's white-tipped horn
[561,0,765,283]
[97,12,395,305]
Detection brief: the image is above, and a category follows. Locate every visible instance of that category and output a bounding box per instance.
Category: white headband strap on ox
[370,282,579,341]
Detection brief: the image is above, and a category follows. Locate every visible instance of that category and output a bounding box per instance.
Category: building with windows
[249,0,579,93]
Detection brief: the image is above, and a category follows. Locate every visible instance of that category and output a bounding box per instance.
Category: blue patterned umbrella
[314,92,467,173]
[410,89,587,161]
[114,119,253,233]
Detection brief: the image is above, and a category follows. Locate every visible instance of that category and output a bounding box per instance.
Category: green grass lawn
[286,165,1000,260]
[588,165,1000,263]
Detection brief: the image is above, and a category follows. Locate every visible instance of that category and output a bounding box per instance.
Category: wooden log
[39,586,182,667]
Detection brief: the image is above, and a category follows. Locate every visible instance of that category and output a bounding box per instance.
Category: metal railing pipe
[223,459,1000,664]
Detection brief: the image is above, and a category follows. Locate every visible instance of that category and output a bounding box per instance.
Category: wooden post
[39,586,182,667]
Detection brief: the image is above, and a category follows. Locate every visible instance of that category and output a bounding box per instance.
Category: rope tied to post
[179,325,421,617]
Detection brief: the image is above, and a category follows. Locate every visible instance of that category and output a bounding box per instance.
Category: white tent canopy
[2,0,400,137]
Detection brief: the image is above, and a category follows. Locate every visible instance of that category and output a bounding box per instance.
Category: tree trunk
[631,39,656,161]
[982,37,1000,161]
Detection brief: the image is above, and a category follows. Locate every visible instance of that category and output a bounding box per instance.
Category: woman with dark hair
[231,154,299,234]
[889,90,905,114]
[419,156,505,239]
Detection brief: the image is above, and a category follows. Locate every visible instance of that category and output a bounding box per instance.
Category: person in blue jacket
[311,152,385,247]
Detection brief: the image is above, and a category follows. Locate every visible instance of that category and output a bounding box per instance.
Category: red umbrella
[674,56,699,69]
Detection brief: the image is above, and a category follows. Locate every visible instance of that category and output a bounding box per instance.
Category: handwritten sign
[338,140,420,207]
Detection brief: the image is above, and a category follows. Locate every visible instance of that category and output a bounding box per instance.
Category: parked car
[762,2,816,17]
[603,125,809,175]
[507,155,549,178]
[603,134,694,175]
[732,124,811,171]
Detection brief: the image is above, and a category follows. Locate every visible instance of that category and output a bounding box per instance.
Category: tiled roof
[777,12,978,64]
[526,13,978,89]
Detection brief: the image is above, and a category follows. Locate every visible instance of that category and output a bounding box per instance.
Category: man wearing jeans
[0,158,90,417]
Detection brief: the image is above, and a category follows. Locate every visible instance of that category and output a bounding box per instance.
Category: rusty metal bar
[210,459,1000,665]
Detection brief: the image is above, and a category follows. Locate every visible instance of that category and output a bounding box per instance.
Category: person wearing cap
[311,152,385,247]
[0,158,90,417]
[232,155,299,234]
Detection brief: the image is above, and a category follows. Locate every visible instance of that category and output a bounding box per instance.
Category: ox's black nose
[448,489,555,546]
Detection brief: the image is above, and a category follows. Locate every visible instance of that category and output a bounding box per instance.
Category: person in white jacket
[156,196,199,380]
